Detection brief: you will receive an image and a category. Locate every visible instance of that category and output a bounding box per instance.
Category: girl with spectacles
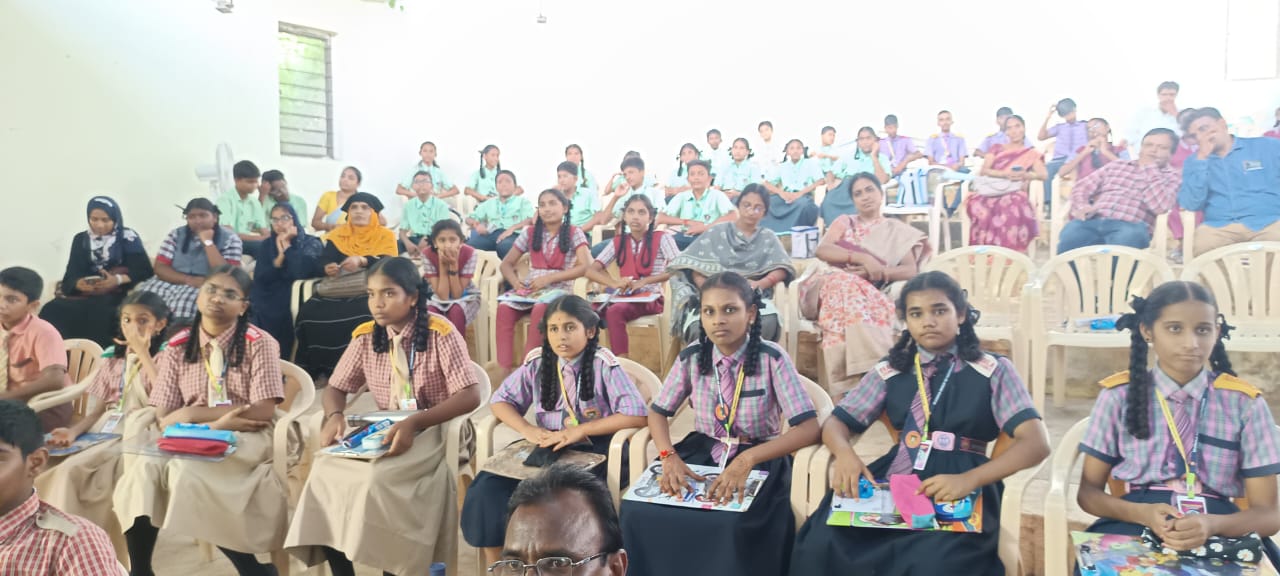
[251,203,323,357]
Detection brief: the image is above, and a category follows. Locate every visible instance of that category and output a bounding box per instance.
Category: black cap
[341,192,384,213]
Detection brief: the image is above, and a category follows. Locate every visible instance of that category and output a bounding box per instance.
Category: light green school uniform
[467,166,500,198]
[216,191,266,234]
[470,194,534,231]
[400,163,454,192]
[400,196,453,236]
[661,187,736,231]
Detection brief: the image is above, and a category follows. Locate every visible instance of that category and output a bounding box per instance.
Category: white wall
[3,0,1278,297]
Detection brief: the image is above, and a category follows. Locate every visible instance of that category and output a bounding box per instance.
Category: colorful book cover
[1073,531,1277,575]
[45,432,121,457]
[622,461,768,513]
[825,479,984,532]
[498,288,569,305]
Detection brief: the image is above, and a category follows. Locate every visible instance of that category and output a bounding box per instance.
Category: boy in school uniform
[400,170,454,257]
[258,170,308,227]
[880,114,924,177]
[702,129,731,177]
[656,161,738,250]
[0,267,71,433]
[0,400,126,575]
[975,106,1033,156]
[216,160,269,257]
[810,126,842,177]
[926,111,970,172]
[1038,98,1090,209]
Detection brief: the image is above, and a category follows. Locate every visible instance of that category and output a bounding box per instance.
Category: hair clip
[1218,313,1235,341]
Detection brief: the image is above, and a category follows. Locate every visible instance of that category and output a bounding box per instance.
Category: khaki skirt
[112,407,289,554]
[285,425,455,575]
[35,411,129,539]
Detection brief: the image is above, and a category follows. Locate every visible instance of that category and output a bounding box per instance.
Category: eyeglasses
[739,204,766,214]
[270,215,294,224]
[201,284,244,302]
[487,552,610,576]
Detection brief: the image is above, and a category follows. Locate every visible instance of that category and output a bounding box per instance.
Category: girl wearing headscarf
[294,192,398,376]
[41,196,154,346]
[251,202,324,358]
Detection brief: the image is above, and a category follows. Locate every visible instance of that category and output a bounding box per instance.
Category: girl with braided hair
[286,256,482,576]
[791,270,1049,575]
[462,294,646,566]
[1077,280,1280,563]
[115,265,288,576]
[585,193,679,357]
[621,272,819,576]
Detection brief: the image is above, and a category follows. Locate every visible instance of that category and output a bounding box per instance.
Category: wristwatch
[202,238,214,247]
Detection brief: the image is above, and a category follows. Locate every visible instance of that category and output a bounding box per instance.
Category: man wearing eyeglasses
[489,464,627,576]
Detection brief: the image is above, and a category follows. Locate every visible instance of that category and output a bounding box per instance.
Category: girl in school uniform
[495,189,591,377]
[114,265,287,576]
[464,144,512,202]
[421,219,479,334]
[620,271,821,576]
[37,292,170,541]
[565,143,598,196]
[285,257,483,576]
[1076,281,1280,563]
[717,138,764,199]
[790,271,1050,575]
[465,170,536,259]
[761,138,823,232]
[396,141,458,200]
[585,194,678,358]
[665,143,701,198]
[461,294,647,566]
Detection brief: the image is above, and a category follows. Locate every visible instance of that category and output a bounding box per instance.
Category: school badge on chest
[904,430,922,449]
[714,403,730,422]
[582,408,601,422]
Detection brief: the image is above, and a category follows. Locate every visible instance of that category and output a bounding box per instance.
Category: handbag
[971,175,1024,197]
[1140,527,1265,563]
[314,269,369,298]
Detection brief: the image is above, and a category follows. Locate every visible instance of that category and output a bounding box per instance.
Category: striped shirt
[593,232,679,286]
[652,340,816,461]
[0,491,125,575]
[491,348,647,430]
[511,226,589,291]
[153,226,243,270]
[1069,159,1181,231]
[330,315,477,410]
[85,351,150,407]
[1080,368,1280,498]
[148,325,283,409]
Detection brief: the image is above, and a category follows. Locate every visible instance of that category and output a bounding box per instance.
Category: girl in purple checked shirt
[621,272,820,576]
[1077,281,1280,565]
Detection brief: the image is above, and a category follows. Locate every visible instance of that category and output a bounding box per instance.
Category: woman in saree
[966,114,1046,251]
[667,184,794,343]
[799,173,931,394]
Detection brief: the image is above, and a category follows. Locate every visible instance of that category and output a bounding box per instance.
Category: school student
[0,401,126,574]
[400,170,454,257]
[396,141,458,200]
[619,272,819,576]
[461,295,647,567]
[464,144,510,202]
[790,271,1050,574]
[0,267,71,433]
[465,169,535,259]
[603,157,666,221]
[811,126,842,176]
[586,194,679,357]
[717,138,765,199]
[665,143,701,198]
[36,292,169,537]
[703,128,731,177]
[114,266,287,576]
[656,160,738,250]
[604,151,659,195]
[494,189,591,377]
[565,144,599,196]
[757,120,785,171]
[285,257,482,576]
[1076,281,1280,563]
[557,161,605,234]
[421,220,480,334]
[761,138,823,232]
[216,160,268,257]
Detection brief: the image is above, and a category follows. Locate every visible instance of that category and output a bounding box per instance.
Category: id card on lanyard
[204,352,231,407]
[1158,389,1209,514]
[557,362,581,428]
[391,344,419,411]
[912,354,955,471]
[101,356,139,434]
[714,364,746,471]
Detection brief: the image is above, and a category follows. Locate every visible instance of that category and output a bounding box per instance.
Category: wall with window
[2,0,1278,296]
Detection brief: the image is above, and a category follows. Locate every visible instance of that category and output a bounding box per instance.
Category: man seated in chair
[1056,128,1181,254]
[1179,106,1280,257]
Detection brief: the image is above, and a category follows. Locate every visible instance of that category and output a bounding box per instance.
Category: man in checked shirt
[0,400,125,575]
[1056,128,1183,254]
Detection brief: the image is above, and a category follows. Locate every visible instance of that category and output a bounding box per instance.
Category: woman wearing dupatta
[41,196,154,347]
[295,192,398,376]
[251,202,324,358]
[667,185,795,343]
[799,173,932,394]
[966,115,1047,251]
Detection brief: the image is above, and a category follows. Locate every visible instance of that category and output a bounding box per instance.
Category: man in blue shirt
[1179,107,1280,256]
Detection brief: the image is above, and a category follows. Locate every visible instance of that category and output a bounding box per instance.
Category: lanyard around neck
[714,362,747,436]
[389,338,417,401]
[913,353,955,439]
[1155,388,1209,498]
[557,362,581,427]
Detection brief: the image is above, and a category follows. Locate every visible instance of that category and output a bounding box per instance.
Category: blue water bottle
[430,562,446,576]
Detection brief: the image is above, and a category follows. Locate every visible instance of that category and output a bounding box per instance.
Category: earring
[1144,338,1152,343]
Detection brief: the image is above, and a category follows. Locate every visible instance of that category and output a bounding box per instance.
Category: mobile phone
[1011,166,1024,172]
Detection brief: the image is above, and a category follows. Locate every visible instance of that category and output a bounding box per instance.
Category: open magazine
[1073,531,1277,576]
[825,479,984,532]
[45,432,121,457]
[622,461,768,513]
[497,288,570,305]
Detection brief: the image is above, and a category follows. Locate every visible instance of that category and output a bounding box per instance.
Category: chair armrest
[806,445,833,517]
[1153,212,1169,259]
[1024,278,1048,413]
[629,427,654,487]
[791,444,820,523]
[1000,458,1045,576]
[29,381,91,413]
[1181,210,1197,264]
[273,406,309,484]
[474,413,501,469]
[445,412,470,482]
[609,427,644,508]
[573,277,589,298]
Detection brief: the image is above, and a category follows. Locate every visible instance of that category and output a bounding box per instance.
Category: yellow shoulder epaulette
[351,320,376,339]
[1212,373,1261,398]
[929,133,940,139]
[427,315,453,336]
[1099,370,1130,389]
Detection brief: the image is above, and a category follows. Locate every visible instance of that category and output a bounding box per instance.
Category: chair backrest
[278,359,315,418]
[1033,245,1175,331]
[617,357,659,404]
[469,360,493,411]
[783,376,833,434]
[1180,242,1280,338]
[64,339,104,385]
[924,246,1034,327]
[473,250,501,285]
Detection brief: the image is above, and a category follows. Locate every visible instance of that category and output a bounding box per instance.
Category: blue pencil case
[162,423,237,445]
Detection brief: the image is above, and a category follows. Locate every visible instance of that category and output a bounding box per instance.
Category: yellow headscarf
[326,192,398,257]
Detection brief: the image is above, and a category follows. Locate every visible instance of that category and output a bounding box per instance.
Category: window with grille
[278,23,334,158]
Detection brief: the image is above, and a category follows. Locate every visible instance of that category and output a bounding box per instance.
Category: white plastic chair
[1181,209,1198,264]
[1027,246,1175,411]
[30,339,105,415]
[882,170,949,252]
[923,246,1035,382]
[803,413,1042,576]
[469,251,501,365]
[1180,242,1280,352]
[1042,417,1092,576]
